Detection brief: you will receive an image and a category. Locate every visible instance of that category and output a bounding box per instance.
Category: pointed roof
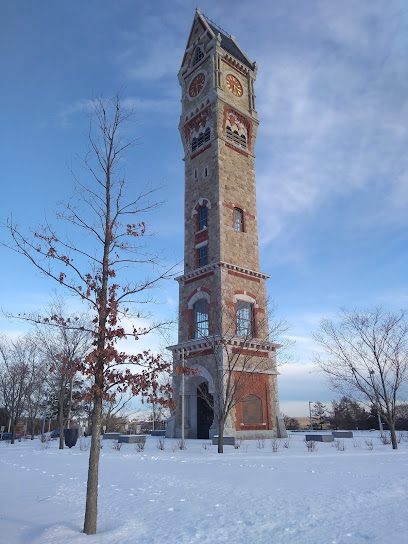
[198,9,255,71]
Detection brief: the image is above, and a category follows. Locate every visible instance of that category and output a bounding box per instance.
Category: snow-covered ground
[0,431,407,544]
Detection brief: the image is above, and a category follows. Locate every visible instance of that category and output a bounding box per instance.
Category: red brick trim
[225,301,236,308]
[186,348,213,357]
[234,373,272,431]
[195,229,209,244]
[231,348,269,357]
[222,201,234,210]
[184,271,214,285]
[225,142,249,157]
[244,211,255,220]
[221,58,246,76]
[191,143,211,160]
[187,287,211,303]
[228,270,260,283]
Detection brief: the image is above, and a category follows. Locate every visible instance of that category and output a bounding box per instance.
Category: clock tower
[166,10,287,440]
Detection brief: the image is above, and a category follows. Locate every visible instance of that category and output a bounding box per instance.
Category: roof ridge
[201,11,231,38]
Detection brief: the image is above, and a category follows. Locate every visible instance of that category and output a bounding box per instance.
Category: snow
[0,432,407,544]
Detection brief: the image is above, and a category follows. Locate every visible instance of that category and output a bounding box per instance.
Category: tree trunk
[218,419,224,454]
[10,419,16,444]
[388,419,398,450]
[58,389,65,450]
[83,393,103,535]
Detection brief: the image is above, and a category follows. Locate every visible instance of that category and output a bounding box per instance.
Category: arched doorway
[196,382,214,439]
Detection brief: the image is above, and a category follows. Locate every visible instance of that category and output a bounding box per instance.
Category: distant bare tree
[0,335,38,443]
[34,299,92,449]
[314,307,408,449]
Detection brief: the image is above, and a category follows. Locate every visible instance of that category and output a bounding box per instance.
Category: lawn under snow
[0,432,407,544]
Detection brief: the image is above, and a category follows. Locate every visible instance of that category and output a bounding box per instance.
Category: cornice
[175,261,270,283]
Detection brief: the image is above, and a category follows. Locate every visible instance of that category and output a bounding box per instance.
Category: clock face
[189,73,206,97]
[226,74,243,97]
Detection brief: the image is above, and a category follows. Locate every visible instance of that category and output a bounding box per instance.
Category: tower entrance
[197,382,213,439]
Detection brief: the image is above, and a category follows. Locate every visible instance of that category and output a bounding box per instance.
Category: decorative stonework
[184,105,213,155]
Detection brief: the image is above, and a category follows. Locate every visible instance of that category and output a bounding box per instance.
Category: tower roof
[199,10,255,71]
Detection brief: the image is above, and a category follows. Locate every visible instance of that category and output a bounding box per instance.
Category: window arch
[226,126,232,141]
[234,208,244,232]
[192,46,204,66]
[236,301,253,337]
[194,299,209,338]
[240,134,247,149]
[233,130,240,145]
[198,205,208,231]
[242,394,263,424]
[192,137,197,153]
[204,127,210,143]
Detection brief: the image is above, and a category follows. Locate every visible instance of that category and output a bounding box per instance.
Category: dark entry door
[197,382,214,439]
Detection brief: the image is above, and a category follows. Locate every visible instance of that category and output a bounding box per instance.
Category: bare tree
[193,299,291,453]
[314,307,408,449]
[2,94,173,534]
[0,335,39,443]
[34,299,92,449]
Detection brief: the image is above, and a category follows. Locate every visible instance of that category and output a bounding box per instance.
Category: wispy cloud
[254,2,408,247]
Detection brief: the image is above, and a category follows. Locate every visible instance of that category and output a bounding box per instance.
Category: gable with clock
[166,9,287,441]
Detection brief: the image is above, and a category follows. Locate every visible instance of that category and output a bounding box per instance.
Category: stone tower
[166,9,286,440]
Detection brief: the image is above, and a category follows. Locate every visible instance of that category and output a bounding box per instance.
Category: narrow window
[194,168,198,180]
[233,130,240,145]
[198,205,207,231]
[242,394,263,424]
[204,127,210,143]
[236,301,253,337]
[193,299,209,338]
[204,166,208,177]
[240,134,247,149]
[226,126,232,140]
[192,46,204,66]
[197,245,208,267]
[234,208,244,232]
[192,137,197,152]
[198,132,204,148]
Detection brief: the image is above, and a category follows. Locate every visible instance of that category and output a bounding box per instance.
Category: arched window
[204,166,208,178]
[197,245,208,267]
[194,299,209,338]
[240,134,247,149]
[234,208,244,232]
[204,127,211,143]
[192,46,204,66]
[198,205,208,231]
[192,137,197,152]
[236,301,253,336]
[233,130,240,145]
[226,126,232,140]
[198,132,204,148]
[242,394,263,424]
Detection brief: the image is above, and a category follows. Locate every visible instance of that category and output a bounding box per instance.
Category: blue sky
[1,1,408,416]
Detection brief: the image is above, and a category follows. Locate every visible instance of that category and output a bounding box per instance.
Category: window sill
[195,227,208,235]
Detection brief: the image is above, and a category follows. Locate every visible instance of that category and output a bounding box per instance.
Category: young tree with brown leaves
[3,94,174,534]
